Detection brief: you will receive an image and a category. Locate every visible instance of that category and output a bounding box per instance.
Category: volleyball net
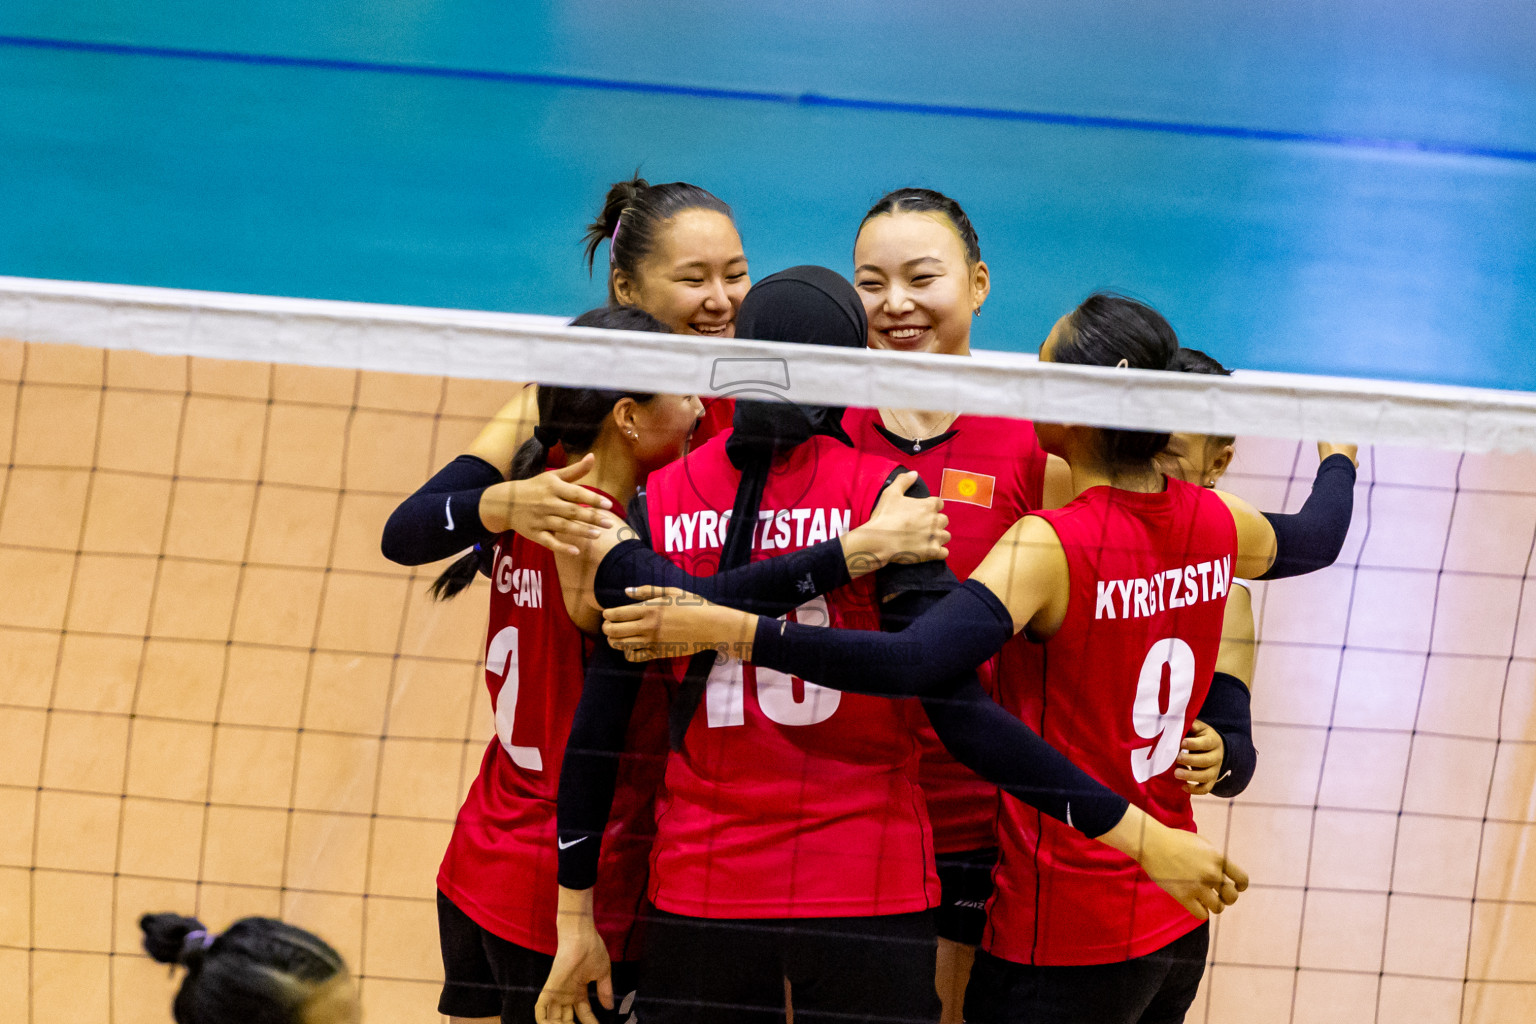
[3,276,1536,1024]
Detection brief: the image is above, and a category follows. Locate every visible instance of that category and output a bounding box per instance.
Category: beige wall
[2,339,1534,1023]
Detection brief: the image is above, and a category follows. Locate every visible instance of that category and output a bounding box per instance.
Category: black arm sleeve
[921,677,1129,838]
[593,465,935,616]
[1197,671,1257,798]
[555,645,645,890]
[869,578,1130,840]
[381,454,503,565]
[750,578,1016,698]
[592,538,851,616]
[1258,453,1357,579]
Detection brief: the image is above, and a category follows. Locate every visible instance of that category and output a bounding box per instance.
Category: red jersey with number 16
[984,478,1237,966]
[843,408,1048,853]
[642,430,940,919]
[437,495,668,960]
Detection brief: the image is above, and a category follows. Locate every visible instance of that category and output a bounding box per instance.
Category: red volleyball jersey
[641,431,940,919]
[983,479,1237,966]
[438,495,668,960]
[843,408,1049,853]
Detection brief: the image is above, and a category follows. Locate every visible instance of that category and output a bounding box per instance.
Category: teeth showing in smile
[887,327,928,340]
[692,323,729,336]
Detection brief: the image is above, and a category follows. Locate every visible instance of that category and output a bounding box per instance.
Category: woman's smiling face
[854,209,988,355]
[614,208,750,338]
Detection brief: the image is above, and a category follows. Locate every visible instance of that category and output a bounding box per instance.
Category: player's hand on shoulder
[602,585,754,662]
[848,469,949,573]
[1176,720,1225,796]
[492,454,620,556]
[1317,442,1359,467]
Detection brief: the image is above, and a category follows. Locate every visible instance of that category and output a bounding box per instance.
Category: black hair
[1051,292,1181,466]
[583,176,735,302]
[857,187,981,264]
[429,306,666,600]
[141,913,345,1024]
[1169,346,1236,449]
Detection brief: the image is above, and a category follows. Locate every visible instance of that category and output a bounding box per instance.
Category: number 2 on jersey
[485,625,544,771]
[706,596,841,728]
[1129,637,1195,783]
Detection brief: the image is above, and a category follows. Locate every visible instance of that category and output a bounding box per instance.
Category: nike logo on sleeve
[557,836,587,850]
[445,496,455,531]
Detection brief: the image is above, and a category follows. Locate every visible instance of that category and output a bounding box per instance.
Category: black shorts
[963,923,1210,1024]
[437,890,640,1023]
[638,907,941,1024]
[934,845,998,946]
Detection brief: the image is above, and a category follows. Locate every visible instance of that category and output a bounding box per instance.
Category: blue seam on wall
[4,33,1535,165]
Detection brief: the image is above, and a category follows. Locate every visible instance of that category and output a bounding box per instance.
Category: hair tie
[533,424,559,448]
[608,215,622,264]
[181,929,216,959]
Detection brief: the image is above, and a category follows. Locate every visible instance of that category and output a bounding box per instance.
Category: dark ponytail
[858,187,981,264]
[428,306,667,600]
[141,913,345,1024]
[583,175,735,301]
[1052,292,1181,466]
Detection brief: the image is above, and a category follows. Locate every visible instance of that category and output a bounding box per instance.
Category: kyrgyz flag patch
[940,468,996,508]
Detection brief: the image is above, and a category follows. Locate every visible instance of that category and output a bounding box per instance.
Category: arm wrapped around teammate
[591,466,947,615]
[871,582,1130,837]
[593,537,852,617]
[1197,671,1257,798]
[921,675,1129,837]
[1258,452,1356,579]
[381,454,503,565]
[749,578,1016,697]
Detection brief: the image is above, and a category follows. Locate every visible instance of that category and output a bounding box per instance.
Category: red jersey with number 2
[437,495,668,960]
[643,430,939,919]
[843,408,1048,853]
[984,478,1237,966]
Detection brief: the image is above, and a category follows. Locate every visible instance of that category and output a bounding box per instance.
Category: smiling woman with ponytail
[140,913,357,1024]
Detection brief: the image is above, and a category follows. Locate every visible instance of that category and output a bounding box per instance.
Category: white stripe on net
[3,274,1534,454]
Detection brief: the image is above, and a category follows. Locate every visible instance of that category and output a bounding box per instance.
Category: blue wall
[2,2,1534,389]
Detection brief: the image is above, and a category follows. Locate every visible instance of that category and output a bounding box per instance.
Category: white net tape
[4,275,1535,453]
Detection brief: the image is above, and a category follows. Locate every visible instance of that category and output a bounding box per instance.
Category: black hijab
[670,266,867,749]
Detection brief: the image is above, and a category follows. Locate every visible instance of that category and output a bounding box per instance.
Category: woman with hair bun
[140,912,358,1024]
[847,187,1060,1021]
[582,175,751,443]
[381,177,749,576]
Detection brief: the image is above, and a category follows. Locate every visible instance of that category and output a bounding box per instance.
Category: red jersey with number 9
[437,495,668,960]
[642,430,940,919]
[983,478,1237,966]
